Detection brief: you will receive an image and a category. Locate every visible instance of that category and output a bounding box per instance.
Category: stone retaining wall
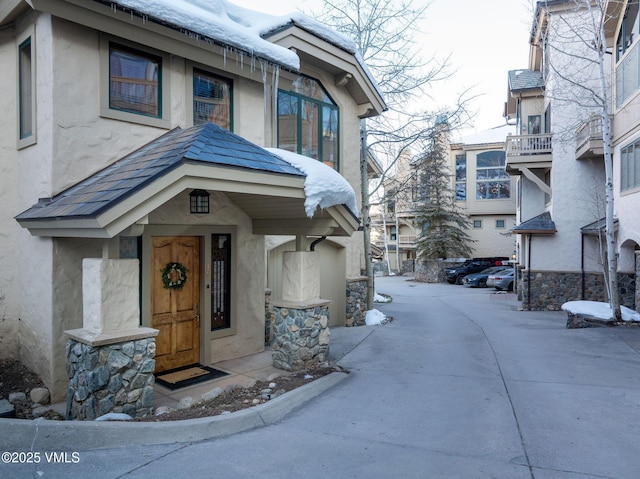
[415,259,465,283]
[265,288,274,345]
[520,270,636,311]
[66,337,156,420]
[346,277,368,327]
[271,302,330,371]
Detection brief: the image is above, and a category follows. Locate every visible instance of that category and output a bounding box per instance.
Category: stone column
[636,251,640,312]
[64,259,158,420]
[271,251,331,370]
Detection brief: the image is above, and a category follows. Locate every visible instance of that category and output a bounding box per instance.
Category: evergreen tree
[414,123,474,260]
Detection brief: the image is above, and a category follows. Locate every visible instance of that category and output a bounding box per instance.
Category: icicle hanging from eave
[272,65,280,132]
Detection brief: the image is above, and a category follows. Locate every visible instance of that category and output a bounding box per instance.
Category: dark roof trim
[581,217,619,236]
[512,211,557,235]
[16,123,304,222]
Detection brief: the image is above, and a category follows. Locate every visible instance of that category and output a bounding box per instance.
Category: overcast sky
[230,0,534,136]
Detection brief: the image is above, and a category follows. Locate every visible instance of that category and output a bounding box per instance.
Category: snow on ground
[365,309,387,326]
[374,292,391,303]
[561,301,640,322]
[267,148,358,217]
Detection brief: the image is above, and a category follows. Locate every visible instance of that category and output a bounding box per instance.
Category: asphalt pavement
[2,276,640,478]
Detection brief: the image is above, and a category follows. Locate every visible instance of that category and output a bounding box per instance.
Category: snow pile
[374,292,391,303]
[561,301,640,322]
[365,309,387,326]
[267,148,358,218]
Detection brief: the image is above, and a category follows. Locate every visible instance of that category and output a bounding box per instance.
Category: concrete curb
[0,372,349,451]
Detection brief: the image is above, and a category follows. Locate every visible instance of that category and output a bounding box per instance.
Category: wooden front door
[151,236,200,372]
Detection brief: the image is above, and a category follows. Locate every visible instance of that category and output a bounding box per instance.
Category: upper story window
[278,76,339,170]
[193,69,232,130]
[455,154,467,200]
[476,151,510,200]
[100,36,169,128]
[18,33,36,147]
[616,2,640,108]
[621,139,640,192]
[617,2,640,61]
[109,44,161,117]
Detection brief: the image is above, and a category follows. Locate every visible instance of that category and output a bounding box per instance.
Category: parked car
[487,269,515,291]
[462,266,511,288]
[445,257,509,285]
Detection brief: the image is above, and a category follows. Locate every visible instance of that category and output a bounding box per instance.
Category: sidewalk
[0,325,374,451]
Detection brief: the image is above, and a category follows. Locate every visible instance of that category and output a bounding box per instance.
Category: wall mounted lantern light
[189,189,210,214]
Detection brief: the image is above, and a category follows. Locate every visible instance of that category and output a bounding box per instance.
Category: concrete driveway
[3,276,640,478]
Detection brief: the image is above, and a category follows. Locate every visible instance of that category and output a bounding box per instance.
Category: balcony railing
[505,133,553,174]
[373,234,417,248]
[575,115,605,160]
[398,235,416,246]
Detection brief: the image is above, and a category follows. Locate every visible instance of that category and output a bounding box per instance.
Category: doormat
[155,364,229,391]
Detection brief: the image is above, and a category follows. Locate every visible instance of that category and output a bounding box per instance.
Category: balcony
[575,115,605,160]
[505,133,553,174]
[373,234,417,249]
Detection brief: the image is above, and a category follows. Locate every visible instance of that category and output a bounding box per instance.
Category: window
[18,35,35,146]
[109,44,161,117]
[473,220,482,229]
[621,139,640,191]
[193,69,232,130]
[528,115,541,135]
[278,76,339,169]
[616,2,640,61]
[211,234,231,331]
[100,37,169,128]
[616,3,640,108]
[455,154,467,200]
[476,151,510,200]
[496,219,505,229]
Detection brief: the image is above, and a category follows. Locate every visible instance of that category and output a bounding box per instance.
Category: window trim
[17,28,36,149]
[99,35,170,128]
[473,219,483,229]
[496,219,506,229]
[186,64,234,131]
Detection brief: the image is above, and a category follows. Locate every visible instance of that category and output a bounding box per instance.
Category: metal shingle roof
[16,123,304,221]
[508,69,545,93]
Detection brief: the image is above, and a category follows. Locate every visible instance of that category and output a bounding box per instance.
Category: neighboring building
[0,0,384,403]
[371,124,515,272]
[450,124,517,258]
[505,0,639,311]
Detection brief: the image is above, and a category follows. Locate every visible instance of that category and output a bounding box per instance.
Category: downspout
[310,236,327,252]
[581,234,585,300]
[527,234,532,311]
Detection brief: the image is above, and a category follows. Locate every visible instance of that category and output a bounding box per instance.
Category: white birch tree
[311,0,473,308]
[539,0,621,319]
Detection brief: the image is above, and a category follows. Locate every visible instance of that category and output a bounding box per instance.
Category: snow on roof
[266,148,358,219]
[110,0,299,68]
[109,0,359,72]
[457,124,516,145]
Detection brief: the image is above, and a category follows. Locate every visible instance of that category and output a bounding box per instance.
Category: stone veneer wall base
[271,299,330,371]
[520,271,636,312]
[65,327,158,420]
[346,276,368,327]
